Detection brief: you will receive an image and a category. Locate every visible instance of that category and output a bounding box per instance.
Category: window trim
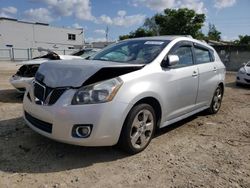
[165,41,196,68]
[193,43,215,64]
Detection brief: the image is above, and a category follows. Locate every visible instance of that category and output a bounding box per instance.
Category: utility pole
[105,25,109,42]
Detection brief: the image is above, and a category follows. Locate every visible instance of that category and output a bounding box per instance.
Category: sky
[0,0,250,42]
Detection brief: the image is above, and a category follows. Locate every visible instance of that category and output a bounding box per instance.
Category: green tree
[207,23,221,41]
[143,17,159,36]
[119,27,154,40]
[119,8,206,40]
[154,8,205,38]
[119,34,130,40]
[237,35,250,45]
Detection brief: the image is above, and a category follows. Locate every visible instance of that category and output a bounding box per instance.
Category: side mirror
[161,55,179,68]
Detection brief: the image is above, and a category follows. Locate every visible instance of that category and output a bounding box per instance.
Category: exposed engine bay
[15,64,40,77]
[33,52,61,60]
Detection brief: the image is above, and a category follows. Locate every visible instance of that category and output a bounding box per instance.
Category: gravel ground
[0,61,250,188]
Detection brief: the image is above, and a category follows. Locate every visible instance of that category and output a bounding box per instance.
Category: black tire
[207,85,223,114]
[119,104,156,154]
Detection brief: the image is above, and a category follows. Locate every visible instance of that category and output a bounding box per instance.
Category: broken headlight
[72,78,123,105]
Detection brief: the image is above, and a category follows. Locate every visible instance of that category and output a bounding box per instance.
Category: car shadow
[0,89,23,103]
[225,81,250,89]
[0,110,207,174]
[0,117,129,174]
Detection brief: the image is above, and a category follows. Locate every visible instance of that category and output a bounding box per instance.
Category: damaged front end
[29,60,144,105]
[10,64,40,92]
[16,64,40,78]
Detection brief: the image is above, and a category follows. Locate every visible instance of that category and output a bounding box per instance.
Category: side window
[194,47,211,64]
[170,46,194,67]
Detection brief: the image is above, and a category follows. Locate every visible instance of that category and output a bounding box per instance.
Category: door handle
[213,67,217,72]
[192,71,198,77]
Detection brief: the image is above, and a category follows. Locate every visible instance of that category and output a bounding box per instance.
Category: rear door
[193,43,219,107]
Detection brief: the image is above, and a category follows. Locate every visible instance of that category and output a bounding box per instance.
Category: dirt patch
[0,61,250,188]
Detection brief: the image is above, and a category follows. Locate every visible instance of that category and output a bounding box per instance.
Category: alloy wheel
[130,109,154,149]
[213,87,222,112]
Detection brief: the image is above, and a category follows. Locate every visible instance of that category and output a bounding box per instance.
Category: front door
[162,42,199,121]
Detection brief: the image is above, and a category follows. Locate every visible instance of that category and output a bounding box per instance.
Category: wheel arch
[127,97,162,128]
[117,96,163,152]
[218,82,224,96]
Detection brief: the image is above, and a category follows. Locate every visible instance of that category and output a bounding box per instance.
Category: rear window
[194,47,212,64]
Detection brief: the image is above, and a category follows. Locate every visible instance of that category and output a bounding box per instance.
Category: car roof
[124,35,213,50]
[126,35,193,41]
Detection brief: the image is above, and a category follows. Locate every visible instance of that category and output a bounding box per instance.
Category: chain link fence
[0,48,77,61]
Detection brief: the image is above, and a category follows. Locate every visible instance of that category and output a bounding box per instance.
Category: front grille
[25,111,52,133]
[48,88,66,104]
[34,82,45,101]
[33,82,66,105]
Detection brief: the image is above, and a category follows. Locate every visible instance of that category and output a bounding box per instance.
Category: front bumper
[9,75,33,92]
[23,89,132,146]
[236,72,250,85]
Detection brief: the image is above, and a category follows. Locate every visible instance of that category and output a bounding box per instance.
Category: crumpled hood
[36,59,144,88]
[16,55,82,66]
[17,58,50,65]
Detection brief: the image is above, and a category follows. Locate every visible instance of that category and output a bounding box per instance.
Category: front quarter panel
[115,64,166,121]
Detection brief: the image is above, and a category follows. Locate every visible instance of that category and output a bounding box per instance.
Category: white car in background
[236,61,250,86]
[9,49,99,92]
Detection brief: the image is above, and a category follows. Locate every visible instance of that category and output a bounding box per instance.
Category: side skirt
[159,106,209,129]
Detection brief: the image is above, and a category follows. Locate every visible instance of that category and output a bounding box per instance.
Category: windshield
[91,40,169,64]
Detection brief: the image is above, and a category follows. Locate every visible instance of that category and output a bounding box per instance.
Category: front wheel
[207,85,223,114]
[119,104,156,154]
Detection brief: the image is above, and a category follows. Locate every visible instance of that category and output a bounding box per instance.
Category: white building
[0,17,84,60]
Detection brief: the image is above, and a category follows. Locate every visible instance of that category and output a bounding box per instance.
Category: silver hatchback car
[23,36,225,154]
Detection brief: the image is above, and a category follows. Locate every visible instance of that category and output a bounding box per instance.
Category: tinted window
[170,46,194,67]
[194,48,211,64]
[91,40,169,64]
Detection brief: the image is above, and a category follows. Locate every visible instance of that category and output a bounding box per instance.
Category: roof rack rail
[159,35,193,38]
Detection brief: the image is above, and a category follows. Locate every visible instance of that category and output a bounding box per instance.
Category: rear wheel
[119,104,156,154]
[207,85,223,114]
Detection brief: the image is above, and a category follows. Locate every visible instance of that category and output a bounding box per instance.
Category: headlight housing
[72,77,123,105]
[239,68,246,74]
